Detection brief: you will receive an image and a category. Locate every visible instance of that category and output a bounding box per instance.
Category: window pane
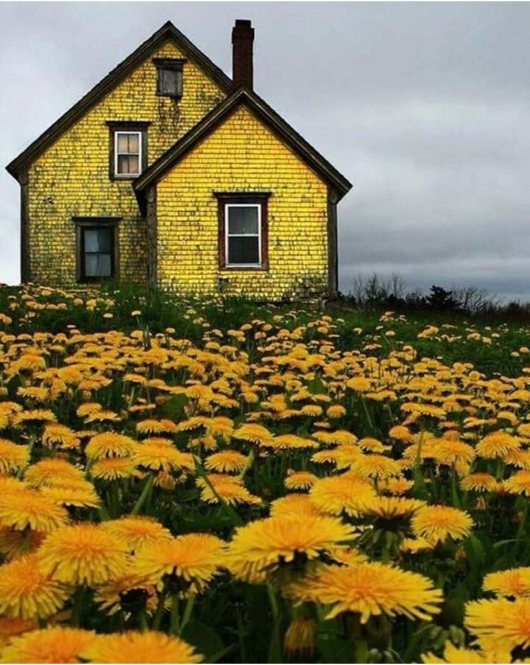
[228,237,259,264]
[84,228,112,253]
[117,155,139,174]
[126,133,139,153]
[116,134,129,153]
[159,69,181,96]
[227,206,259,235]
[85,253,112,277]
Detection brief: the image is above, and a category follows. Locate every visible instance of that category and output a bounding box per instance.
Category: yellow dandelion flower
[0,626,95,664]
[504,471,530,496]
[132,441,194,472]
[134,533,225,592]
[94,572,159,616]
[284,471,319,491]
[476,431,521,459]
[460,473,499,493]
[356,496,426,520]
[136,419,177,435]
[388,425,413,442]
[400,537,436,554]
[411,505,473,544]
[24,458,84,488]
[91,457,141,481]
[80,630,202,664]
[381,477,414,495]
[310,474,376,516]
[300,404,323,418]
[269,493,320,518]
[84,409,121,423]
[204,450,248,474]
[288,562,442,623]
[0,440,29,475]
[358,437,388,453]
[483,567,530,598]
[41,424,80,450]
[11,409,57,427]
[227,514,355,583]
[198,476,262,506]
[432,439,476,467]
[85,432,136,459]
[465,597,530,651]
[101,516,172,553]
[350,454,402,480]
[0,489,68,533]
[326,405,346,419]
[40,484,101,509]
[284,617,317,658]
[37,523,129,586]
[346,377,373,392]
[231,424,275,446]
[262,434,318,451]
[0,554,69,619]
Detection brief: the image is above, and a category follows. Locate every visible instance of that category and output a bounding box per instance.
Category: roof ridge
[134,87,352,200]
[6,21,232,180]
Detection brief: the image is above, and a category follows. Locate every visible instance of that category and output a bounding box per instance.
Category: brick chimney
[232,19,254,90]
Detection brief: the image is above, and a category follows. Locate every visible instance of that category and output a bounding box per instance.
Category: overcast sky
[2,1,530,300]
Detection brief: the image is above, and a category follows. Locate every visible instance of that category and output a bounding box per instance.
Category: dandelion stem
[267,584,282,664]
[170,594,180,635]
[179,593,196,635]
[131,474,154,516]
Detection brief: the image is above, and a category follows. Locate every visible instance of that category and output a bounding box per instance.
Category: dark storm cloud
[2,2,530,300]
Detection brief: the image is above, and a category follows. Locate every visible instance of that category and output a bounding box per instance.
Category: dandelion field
[1,285,530,663]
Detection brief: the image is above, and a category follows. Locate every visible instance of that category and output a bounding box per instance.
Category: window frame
[152,58,186,99]
[73,217,121,283]
[107,121,150,181]
[215,193,271,271]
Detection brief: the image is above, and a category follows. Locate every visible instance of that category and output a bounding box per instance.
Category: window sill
[221,265,268,272]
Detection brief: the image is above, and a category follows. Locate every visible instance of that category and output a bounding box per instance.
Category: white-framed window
[114,131,142,177]
[225,203,261,267]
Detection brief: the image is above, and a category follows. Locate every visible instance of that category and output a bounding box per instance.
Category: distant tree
[426,285,460,312]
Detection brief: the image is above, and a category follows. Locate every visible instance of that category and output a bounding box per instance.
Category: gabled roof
[6,21,232,181]
[134,88,352,201]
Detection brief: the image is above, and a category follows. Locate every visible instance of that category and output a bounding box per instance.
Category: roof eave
[134,88,353,199]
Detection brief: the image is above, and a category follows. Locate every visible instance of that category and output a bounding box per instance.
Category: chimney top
[232,19,254,90]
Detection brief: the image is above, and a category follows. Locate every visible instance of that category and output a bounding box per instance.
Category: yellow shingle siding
[26,39,226,285]
[156,105,329,301]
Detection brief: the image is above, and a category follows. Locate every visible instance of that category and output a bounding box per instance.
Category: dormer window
[153,58,185,98]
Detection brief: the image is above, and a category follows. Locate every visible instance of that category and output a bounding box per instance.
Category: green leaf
[181,619,225,662]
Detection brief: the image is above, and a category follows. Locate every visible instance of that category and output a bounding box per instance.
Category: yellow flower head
[91,457,141,481]
[23,458,84,488]
[85,432,137,459]
[288,562,442,623]
[80,630,202,664]
[476,431,521,459]
[460,473,499,493]
[483,567,530,598]
[101,516,172,553]
[350,454,402,480]
[284,471,319,491]
[0,553,69,620]
[310,474,376,517]
[504,471,530,496]
[134,533,225,593]
[411,505,473,544]
[465,597,530,651]
[204,450,249,474]
[0,440,29,475]
[269,493,321,518]
[37,523,129,586]
[0,626,95,664]
[227,514,355,583]
[0,489,69,533]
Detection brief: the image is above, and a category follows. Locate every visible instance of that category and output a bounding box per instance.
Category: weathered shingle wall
[26,40,226,285]
[156,106,329,301]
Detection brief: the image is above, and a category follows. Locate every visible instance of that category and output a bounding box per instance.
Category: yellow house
[6,20,352,301]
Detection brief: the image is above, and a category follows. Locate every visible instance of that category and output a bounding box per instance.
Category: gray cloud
[2,2,530,300]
